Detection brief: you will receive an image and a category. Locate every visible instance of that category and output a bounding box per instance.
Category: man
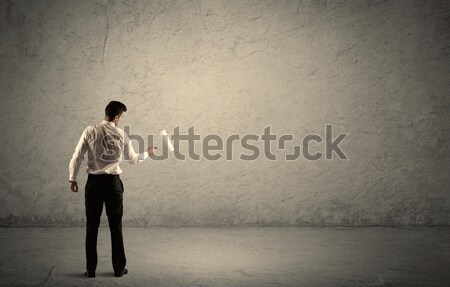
[68,101,156,278]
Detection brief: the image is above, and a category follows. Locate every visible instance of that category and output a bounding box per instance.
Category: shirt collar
[102,120,115,127]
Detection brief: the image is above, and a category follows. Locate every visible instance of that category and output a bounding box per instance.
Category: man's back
[69,120,147,182]
[85,121,125,175]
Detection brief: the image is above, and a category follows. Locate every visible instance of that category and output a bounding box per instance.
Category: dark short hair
[105,101,127,119]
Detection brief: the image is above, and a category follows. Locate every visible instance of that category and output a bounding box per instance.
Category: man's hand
[70,181,78,192]
[147,146,157,156]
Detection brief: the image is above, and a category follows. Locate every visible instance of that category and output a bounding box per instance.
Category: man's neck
[103,118,116,126]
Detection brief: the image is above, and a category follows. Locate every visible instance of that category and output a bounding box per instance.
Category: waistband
[88,173,120,177]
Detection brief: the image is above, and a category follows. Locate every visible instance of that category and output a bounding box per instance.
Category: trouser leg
[105,177,126,273]
[85,177,104,272]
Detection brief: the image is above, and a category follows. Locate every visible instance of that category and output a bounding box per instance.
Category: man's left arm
[68,128,89,192]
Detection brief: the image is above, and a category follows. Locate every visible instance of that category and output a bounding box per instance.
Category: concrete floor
[0,227,448,287]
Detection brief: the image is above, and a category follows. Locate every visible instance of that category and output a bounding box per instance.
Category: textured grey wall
[0,0,449,226]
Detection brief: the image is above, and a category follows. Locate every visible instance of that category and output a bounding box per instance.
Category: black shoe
[84,270,96,278]
[114,268,128,277]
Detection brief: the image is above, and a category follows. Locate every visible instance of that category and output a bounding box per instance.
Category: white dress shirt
[69,120,148,181]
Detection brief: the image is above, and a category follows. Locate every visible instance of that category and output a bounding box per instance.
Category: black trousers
[85,173,126,273]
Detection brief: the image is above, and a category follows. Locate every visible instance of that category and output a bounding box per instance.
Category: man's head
[105,101,127,125]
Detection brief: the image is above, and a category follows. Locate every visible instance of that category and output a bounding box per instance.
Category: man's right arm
[123,133,157,164]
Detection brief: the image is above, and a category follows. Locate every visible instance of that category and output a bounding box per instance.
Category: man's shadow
[65,272,116,278]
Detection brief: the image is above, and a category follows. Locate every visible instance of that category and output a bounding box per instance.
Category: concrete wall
[0,0,449,226]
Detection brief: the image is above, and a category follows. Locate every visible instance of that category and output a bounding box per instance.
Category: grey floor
[0,227,448,287]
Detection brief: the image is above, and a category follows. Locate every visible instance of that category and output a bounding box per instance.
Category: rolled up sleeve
[123,135,148,164]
